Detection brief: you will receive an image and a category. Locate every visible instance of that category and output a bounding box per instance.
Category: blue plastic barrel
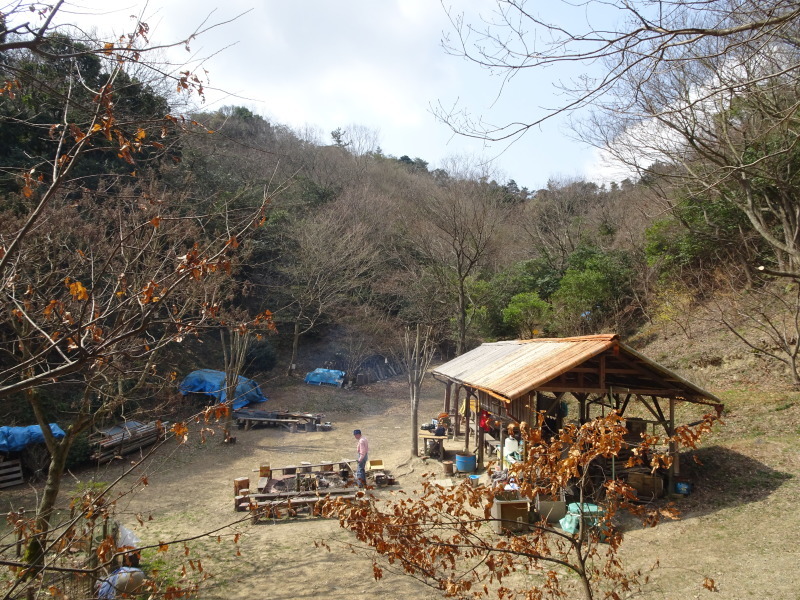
[455,452,476,473]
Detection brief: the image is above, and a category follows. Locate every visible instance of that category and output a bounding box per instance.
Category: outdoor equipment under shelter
[431,334,724,491]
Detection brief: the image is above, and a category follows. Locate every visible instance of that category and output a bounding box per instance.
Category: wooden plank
[0,460,23,488]
[247,488,355,501]
[266,459,357,475]
[245,494,358,522]
[237,417,301,424]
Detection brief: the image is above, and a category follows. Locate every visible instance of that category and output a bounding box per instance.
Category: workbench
[419,433,448,460]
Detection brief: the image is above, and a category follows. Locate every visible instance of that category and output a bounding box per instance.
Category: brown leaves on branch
[321,412,722,600]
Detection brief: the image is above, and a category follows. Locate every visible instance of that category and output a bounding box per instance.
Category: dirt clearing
[4,376,798,599]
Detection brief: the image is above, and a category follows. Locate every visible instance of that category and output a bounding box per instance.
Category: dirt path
[91,379,445,600]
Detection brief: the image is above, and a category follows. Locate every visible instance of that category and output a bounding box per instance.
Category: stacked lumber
[90,421,167,462]
[0,459,23,489]
[233,409,328,432]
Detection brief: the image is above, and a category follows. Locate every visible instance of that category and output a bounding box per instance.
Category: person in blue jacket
[96,553,144,599]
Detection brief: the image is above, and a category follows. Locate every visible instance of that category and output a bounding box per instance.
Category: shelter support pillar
[499,425,506,470]
[473,394,480,452]
[668,398,678,494]
[454,385,461,437]
[477,424,484,467]
[575,393,588,424]
[444,382,452,416]
[463,391,471,453]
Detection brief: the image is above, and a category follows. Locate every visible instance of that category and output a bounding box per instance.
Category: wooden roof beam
[537,386,685,395]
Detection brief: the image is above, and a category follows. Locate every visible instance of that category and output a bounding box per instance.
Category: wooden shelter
[431,334,724,492]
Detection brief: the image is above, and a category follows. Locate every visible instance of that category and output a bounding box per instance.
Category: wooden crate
[0,460,23,489]
[627,472,664,499]
[490,500,530,534]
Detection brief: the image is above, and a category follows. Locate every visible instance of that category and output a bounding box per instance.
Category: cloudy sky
[61,0,629,191]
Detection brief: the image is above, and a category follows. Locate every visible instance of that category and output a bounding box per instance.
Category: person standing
[353,429,368,488]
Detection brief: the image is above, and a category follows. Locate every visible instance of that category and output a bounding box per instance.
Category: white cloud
[58,0,603,190]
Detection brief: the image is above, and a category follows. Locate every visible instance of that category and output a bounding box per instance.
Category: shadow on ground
[664,445,793,518]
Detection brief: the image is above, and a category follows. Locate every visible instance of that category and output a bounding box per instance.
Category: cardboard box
[490,500,530,534]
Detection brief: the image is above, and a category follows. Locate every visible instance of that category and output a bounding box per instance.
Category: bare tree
[400,324,437,458]
[221,326,253,439]
[0,3,282,583]
[439,0,800,273]
[711,274,800,384]
[522,179,602,271]
[336,308,397,383]
[405,177,508,355]
[276,204,380,375]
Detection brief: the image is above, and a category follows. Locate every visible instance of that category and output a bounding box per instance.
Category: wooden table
[419,433,448,460]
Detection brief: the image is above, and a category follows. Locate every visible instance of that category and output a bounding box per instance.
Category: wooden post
[259,464,271,478]
[472,393,479,451]
[234,477,249,496]
[444,381,452,416]
[668,398,678,494]
[477,425,485,467]
[454,385,462,437]
[463,392,471,453]
[499,426,506,470]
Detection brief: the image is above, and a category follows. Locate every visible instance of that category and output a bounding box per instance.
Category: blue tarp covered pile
[0,424,65,453]
[178,369,268,410]
[304,368,346,387]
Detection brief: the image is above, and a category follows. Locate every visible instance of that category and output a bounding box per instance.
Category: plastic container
[468,474,481,487]
[559,503,605,535]
[455,452,476,473]
[674,479,693,495]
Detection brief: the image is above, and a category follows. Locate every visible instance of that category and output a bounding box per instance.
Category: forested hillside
[2,5,799,431]
[165,104,797,390]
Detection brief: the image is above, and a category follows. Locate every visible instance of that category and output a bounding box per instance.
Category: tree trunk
[456,281,467,356]
[404,325,435,458]
[287,320,301,376]
[410,383,420,458]
[23,436,71,575]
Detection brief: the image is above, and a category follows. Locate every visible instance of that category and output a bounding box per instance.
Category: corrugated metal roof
[431,334,722,405]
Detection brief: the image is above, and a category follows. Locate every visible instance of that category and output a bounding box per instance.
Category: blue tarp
[304,368,346,387]
[178,369,268,410]
[0,424,66,453]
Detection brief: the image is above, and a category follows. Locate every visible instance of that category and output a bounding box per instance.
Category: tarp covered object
[178,369,268,410]
[304,368,345,387]
[0,424,66,453]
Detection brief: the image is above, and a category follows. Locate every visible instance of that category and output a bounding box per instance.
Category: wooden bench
[238,417,301,431]
[245,494,358,522]
[484,433,501,454]
[468,423,502,456]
